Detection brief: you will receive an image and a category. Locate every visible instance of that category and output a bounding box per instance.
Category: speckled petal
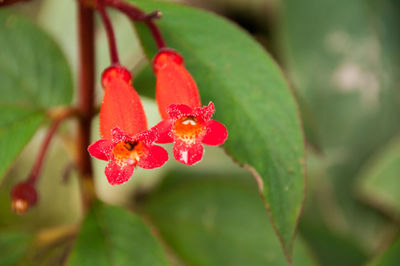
[88,139,114,161]
[173,141,204,166]
[138,145,169,169]
[202,120,228,146]
[153,119,173,143]
[167,104,194,120]
[104,160,134,185]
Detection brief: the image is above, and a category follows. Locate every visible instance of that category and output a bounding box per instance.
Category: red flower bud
[153,49,201,119]
[100,65,147,139]
[11,182,38,215]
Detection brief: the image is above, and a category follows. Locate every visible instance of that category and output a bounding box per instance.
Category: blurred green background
[1,0,399,265]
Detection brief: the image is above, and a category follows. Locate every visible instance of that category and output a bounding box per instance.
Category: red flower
[90,65,167,185]
[153,49,201,120]
[153,49,227,165]
[154,102,227,165]
[88,127,168,185]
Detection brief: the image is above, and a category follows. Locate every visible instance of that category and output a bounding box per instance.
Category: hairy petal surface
[138,145,169,169]
[88,139,114,161]
[173,141,204,165]
[105,160,134,185]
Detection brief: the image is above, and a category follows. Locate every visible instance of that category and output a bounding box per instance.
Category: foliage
[0,0,399,265]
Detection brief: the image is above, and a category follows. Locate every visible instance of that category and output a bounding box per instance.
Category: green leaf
[133,64,156,99]
[0,230,34,266]
[140,171,316,266]
[357,138,400,221]
[279,0,400,247]
[299,220,368,266]
[67,201,169,266]
[131,0,306,258]
[0,11,73,179]
[367,237,400,266]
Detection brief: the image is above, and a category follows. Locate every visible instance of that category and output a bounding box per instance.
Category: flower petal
[111,127,131,142]
[194,102,215,121]
[105,160,134,185]
[138,145,169,169]
[202,120,228,146]
[88,139,113,161]
[153,119,173,143]
[173,141,204,165]
[167,104,193,120]
[135,129,157,145]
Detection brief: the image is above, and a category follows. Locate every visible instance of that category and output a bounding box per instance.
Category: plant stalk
[77,0,96,208]
[105,0,166,50]
[96,0,120,65]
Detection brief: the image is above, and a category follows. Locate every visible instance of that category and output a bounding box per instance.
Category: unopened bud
[101,65,132,88]
[11,182,38,215]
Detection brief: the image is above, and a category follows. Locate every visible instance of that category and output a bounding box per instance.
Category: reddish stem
[77,2,95,178]
[96,0,120,65]
[145,20,166,50]
[27,109,77,185]
[104,0,166,50]
[0,0,30,7]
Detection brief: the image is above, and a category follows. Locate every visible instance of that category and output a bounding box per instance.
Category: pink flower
[154,102,227,165]
[88,127,168,185]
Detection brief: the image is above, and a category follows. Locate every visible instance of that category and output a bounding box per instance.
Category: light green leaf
[357,138,400,221]
[279,0,400,247]
[367,237,400,266]
[131,0,306,258]
[67,201,169,266]
[0,230,34,266]
[140,171,316,266]
[0,11,73,179]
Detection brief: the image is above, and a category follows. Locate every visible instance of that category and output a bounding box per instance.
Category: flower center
[113,140,145,165]
[174,116,205,143]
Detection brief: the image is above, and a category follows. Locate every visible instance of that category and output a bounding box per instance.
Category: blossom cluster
[88,49,227,185]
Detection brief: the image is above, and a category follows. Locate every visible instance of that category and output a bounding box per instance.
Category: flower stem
[0,0,30,7]
[27,108,77,185]
[104,0,166,50]
[96,0,120,65]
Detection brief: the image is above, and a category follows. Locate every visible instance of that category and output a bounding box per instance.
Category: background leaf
[0,11,73,179]
[131,0,306,257]
[357,138,400,221]
[367,237,400,266]
[139,170,316,266]
[67,201,169,266]
[279,0,400,254]
[0,230,34,266]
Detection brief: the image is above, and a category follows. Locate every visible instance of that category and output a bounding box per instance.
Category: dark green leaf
[0,230,34,266]
[131,0,306,258]
[0,11,73,179]
[67,201,169,266]
[299,220,368,266]
[133,64,155,99]
[140,171,316,266]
